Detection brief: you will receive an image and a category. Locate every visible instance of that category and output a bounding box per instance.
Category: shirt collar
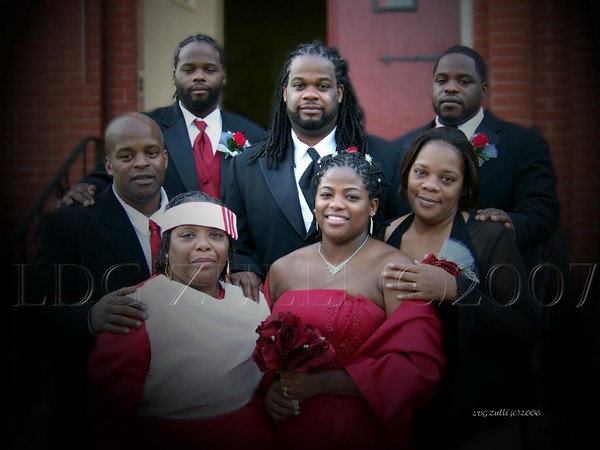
[435,107,484,140]
[179,101,221,130]
[292,127,337,165]
[112,185,169,234]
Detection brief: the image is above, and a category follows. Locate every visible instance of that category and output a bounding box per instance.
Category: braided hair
[251,41,368,168]
[313,149,388,235]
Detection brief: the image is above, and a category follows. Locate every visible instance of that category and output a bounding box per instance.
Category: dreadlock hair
[434,45,487,83]
[154,191,235,279]
[251,40,368,169]
[313,149,388,235]
[172,34,226,101]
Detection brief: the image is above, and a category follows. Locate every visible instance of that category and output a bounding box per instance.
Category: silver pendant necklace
[318,235,369,277]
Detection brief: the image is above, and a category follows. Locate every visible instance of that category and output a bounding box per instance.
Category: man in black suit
[61,34,266,206]
[395,45,559,272]
[225,41,404,300]
[27,112,168,449]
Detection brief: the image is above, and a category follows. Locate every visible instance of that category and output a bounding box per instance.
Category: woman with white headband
[87,191,273,450]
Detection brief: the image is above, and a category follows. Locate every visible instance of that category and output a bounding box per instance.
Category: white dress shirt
[112,185,169,273]
[180,102,223,155]
[291,128,337,232]
[435,107,485,140]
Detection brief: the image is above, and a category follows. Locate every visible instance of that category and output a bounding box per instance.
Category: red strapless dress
[270,289,446,450]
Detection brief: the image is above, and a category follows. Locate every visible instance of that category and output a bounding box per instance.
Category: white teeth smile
[326,215,348,221]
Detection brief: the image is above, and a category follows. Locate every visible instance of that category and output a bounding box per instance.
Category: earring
[225,259,231,284]
[165,255,173,281]
[369,213,375,235]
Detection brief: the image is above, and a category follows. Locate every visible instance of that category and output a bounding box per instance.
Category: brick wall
[1,0,137,263]
[105,0,139,121]
[473,0,600,263]
[2,0,597,266]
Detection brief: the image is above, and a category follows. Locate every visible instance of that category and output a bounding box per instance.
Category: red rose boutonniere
[217,131,252,158]
[252,311,337,373]
[470,132,490,162]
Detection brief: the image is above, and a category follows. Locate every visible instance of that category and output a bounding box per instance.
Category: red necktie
[192,120,221,199]
[193,120,212,179]
[149,219,161,273]
[194,119,213,157]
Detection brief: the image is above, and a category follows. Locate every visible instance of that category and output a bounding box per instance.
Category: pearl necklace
[318,235,370,277]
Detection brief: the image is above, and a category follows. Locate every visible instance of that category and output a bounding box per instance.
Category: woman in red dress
[263,149,446,449]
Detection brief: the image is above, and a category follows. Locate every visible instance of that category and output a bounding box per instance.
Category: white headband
[155,202,238,240]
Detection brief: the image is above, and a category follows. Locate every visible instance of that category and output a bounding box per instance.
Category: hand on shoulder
[59,183,98,208]
[475,207,516,239]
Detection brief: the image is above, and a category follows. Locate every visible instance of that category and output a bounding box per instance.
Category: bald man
[29,112,169,449]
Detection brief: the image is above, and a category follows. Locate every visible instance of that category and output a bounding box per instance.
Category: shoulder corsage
[470,132,498,167]
[217,131,252,158]
[423,238,479,283]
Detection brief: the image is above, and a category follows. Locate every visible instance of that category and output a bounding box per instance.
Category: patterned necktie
[299,147,320,209]
[149,219,161,273]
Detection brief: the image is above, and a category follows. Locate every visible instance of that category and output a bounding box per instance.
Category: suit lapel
[259,150,307,238]
[403,123,433,151]
[161,104,200,192]
[221,110,256,141]
[478,113,501,146]
[219,154,231,198]
[96,189,150,280]
[220,112,239,198]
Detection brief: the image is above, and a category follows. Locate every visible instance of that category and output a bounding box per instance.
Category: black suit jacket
[225,135,403,277]
[85,103,267,200]
[28,187,152,448]
[31,186,150,339]
[395,111,559,269]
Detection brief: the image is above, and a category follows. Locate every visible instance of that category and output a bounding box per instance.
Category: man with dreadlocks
[225,41,404,300]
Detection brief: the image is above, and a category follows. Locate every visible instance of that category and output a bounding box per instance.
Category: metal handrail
[2,136,103,260]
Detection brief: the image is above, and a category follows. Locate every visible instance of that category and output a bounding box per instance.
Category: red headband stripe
[222,206,237,240]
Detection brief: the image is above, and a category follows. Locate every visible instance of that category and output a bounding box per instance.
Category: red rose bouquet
[252,311,337,373]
